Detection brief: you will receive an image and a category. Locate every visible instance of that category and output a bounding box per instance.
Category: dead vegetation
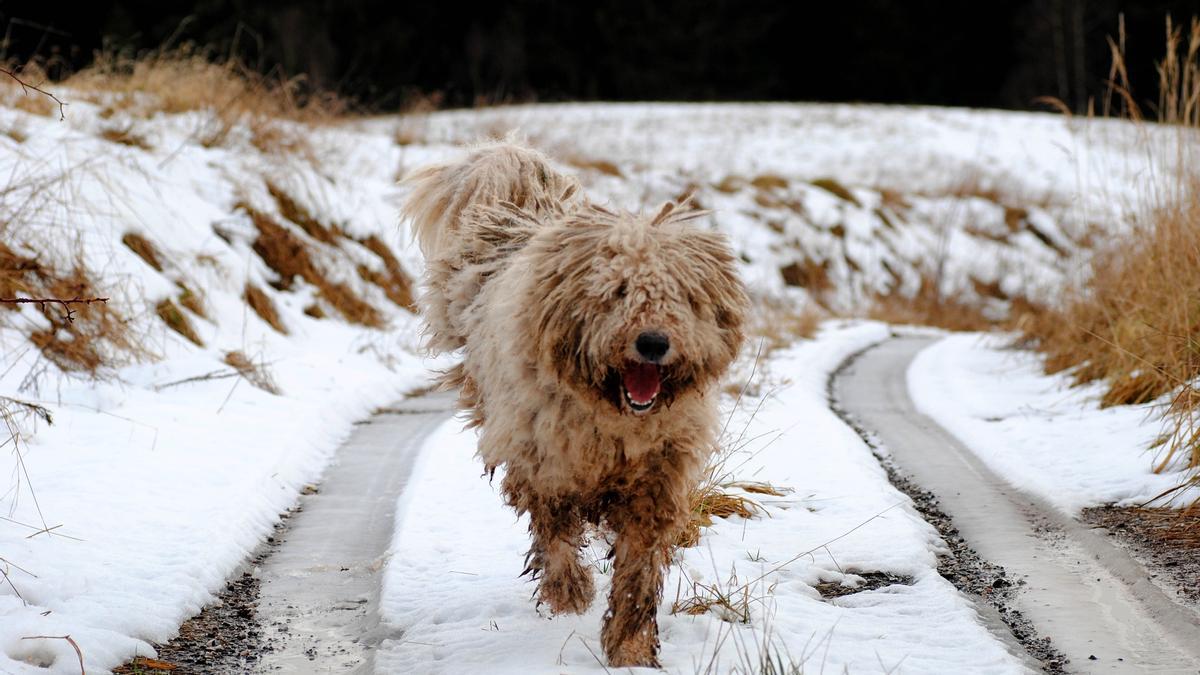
[1,241,138,373]
[678,349,792,550]
[242,203,384,327]
[869,274,996,332]
[1019,17,1200,502]
[48,45,347,160]
[156,299,203,346]
[121,232,164,272]
[62,45,345,123]
[224,350,281,395]
[243,284,287,334]
[101,125,153,150]
[744,298,821,355]
[810,177,860,207]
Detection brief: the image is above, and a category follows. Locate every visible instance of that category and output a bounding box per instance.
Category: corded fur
[401,141,747,667]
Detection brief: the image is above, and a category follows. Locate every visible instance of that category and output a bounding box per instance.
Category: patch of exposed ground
[114,513,291,674]
[1083,506,1200,606]
[827,340,1068,674]
[814,572,913,599]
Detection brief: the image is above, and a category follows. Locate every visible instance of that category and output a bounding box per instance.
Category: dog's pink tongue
[623,363,661,403]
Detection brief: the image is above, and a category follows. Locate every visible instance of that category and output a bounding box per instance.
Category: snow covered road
[251,393,454,673]
[836,336,1200,674]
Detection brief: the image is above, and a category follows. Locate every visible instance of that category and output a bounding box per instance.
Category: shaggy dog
[403,142,747,667]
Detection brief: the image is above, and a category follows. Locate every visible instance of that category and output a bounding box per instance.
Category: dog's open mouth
[621,363,661,414]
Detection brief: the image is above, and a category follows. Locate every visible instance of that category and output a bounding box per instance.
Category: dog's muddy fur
[403,142,747,666]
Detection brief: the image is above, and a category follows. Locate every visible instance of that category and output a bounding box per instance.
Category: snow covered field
[0,92,1190,674]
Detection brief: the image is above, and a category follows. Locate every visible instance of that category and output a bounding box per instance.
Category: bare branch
[0,296,108,323]
[0,67,66,121]
[21,635,85,674]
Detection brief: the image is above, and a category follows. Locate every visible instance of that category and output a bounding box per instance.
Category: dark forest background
[3,0,1199,111]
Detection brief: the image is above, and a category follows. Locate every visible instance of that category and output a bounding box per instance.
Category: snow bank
[908,333,1191,513]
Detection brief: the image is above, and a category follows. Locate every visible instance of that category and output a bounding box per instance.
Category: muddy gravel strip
[832,335,1200,674]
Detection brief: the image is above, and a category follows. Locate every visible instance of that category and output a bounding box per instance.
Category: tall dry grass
[1020,17,1200,503]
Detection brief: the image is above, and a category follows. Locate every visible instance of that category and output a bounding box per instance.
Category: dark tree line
[2,0,1199,111]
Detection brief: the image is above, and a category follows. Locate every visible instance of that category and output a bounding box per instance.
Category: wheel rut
[134,393,454,674]
[832,335,1200,674]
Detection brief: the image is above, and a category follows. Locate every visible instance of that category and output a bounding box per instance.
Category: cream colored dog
[403,142,747,667]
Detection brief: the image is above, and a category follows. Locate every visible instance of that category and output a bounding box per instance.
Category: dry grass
[1,242,139,372]
[155,299,203,346]
[242,204,383,327]
[267,183,340,244]
[64,45,345,121]
[243,283,287,334]
[356,234,416,311]
[1020,17,1200,501]
[868,274,995,332]
[672,566,762,623]
[121,232,164,272]
[58,45,346,158]
[744,297,822,356]
[777,258,831,294]
[810,177,860,207]
[677,348,792,550]
[175,283,207,319]
[564,157,623,178]
[100,125,152,150]
[223,350,281,395]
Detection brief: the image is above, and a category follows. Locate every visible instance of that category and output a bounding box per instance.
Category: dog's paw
[604,638,661,668]
[537,562,595,615]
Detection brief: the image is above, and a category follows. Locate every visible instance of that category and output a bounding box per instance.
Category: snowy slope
[0,95,433,673]
[378,103,1173,313]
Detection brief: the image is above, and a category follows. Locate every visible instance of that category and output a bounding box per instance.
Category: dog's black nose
[635,331,670,362]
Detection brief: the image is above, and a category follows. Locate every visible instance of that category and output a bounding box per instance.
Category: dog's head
[527,203,747,417]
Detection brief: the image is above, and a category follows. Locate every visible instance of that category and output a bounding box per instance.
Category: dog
[402,141,747,667]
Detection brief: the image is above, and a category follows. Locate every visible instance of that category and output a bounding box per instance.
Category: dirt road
[834,336,1200,674]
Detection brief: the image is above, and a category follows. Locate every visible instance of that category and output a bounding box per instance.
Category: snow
[908,333,1193,513]
[377,322,1026,674]
[0,92,1181,673]
[0,98,435,673]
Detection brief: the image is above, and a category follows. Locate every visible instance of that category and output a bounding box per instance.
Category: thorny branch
[0,296,108,323]
[0,67,66,120]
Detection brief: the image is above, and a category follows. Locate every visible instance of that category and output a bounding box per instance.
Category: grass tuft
[243,204,383,327]
[810,178,861,207]
[223,350,281,395]
[868,274,995,332]
[121,232,164,272]
[2,242,138,372]
[243,284,288,334]
[156,299,203,346]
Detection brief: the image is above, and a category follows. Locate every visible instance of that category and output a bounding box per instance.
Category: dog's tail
[401,140,579,261]
[401,140,580,355]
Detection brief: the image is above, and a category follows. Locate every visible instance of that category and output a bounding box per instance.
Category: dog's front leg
[601,468,688,668]
[524,496,595,615]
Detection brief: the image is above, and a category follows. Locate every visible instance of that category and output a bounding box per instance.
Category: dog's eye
[614,282,627,299]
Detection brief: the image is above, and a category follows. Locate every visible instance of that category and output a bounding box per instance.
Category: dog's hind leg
[521,495,595,615]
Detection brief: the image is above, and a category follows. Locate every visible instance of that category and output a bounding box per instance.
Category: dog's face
[528,205,747,417]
